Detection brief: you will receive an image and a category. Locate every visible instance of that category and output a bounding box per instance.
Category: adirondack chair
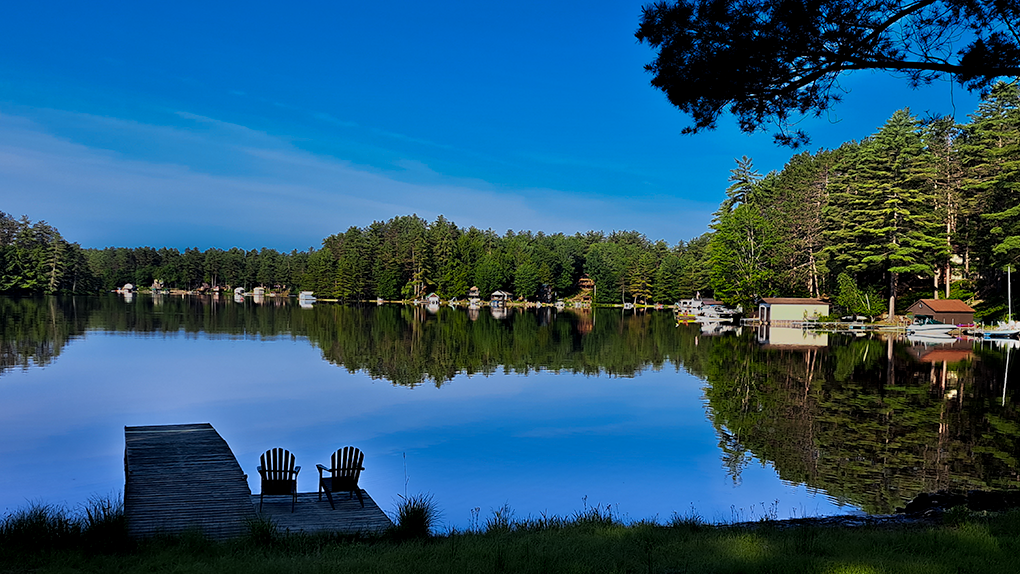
[317,446,365,509]
[257,448,300,512]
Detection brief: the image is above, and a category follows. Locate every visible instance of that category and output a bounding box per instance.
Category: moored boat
[973,321,1020,339]
[906,317,956,335]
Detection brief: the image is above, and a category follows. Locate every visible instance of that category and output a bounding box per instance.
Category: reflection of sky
[0,331,852,529]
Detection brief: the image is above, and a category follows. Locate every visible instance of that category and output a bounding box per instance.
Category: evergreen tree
[959,82,1020,284]
[709,203,780,307]
[716,156,762,217]
[825,110,946,317]
[921,116,965,298]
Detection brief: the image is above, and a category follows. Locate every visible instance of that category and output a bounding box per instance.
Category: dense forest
[2,82,1018,318]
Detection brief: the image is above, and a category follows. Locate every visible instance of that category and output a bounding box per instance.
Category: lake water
[1,295,1017,529]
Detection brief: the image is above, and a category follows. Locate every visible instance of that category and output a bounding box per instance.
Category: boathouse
[490,290,513,305]
[758,298,829,324]
[426,292,441,305]
[906,299,975,325]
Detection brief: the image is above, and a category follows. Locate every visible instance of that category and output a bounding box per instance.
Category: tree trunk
[888,271,897,320]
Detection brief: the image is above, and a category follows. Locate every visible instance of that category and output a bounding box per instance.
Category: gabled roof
[760,297,828,306]
[912,299,975,313]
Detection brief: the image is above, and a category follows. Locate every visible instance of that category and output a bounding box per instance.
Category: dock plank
[124,423,393,539]
[124,423,256,540]
[253,491,394,534]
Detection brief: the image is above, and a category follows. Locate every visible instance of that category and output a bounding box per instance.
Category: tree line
[2,83,1018,316]
[0,211,706,305]
[706,81,1020,318]
[302,215,703,304]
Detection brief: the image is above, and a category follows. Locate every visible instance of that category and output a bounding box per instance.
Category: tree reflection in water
[3,294,1018,514]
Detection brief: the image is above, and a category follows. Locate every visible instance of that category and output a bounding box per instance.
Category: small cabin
[758,298,829,324]
[252,287,265,296]
[426,292,441,305]
[468,286,480,299]
[906,299,975,325]
[490,290,513,306]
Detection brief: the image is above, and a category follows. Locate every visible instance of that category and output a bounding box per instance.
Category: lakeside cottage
[905,299,975,325]
[490,290,512,306]
[758,297,830,324]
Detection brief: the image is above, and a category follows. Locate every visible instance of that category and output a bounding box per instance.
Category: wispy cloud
[0,110,712,249]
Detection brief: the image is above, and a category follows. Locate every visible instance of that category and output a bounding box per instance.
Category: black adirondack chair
[317,446,365,509]
[257,448,300,512]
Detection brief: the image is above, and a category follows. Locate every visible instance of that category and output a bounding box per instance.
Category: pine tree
[709,203,780,307]
[921,116,964,298]
[824,110,945,317]
[715,156,762,218]
[959,82,1020,280]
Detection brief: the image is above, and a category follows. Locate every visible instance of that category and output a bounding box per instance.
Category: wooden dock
[124,423,392,540]
[125,423,256,540]
[253,491,393,534]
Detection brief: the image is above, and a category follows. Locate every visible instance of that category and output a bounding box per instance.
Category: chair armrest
[316,464,328,471]
[294,466,301,474]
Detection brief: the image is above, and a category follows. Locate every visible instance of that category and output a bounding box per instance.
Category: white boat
[977,321,1020,339]
[906,318,956,335]
[696,304,741,323]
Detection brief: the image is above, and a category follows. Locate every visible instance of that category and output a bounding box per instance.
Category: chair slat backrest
[261,448,296,481]
[331,446,364,483]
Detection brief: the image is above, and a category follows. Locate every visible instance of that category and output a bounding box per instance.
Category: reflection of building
[758,298,829,324]
[904,339,974,364]
[905,299,975,325]
[757,326,828,347]
[572,309,594,335]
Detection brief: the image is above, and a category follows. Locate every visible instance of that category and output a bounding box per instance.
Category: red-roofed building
[905,299,975,325]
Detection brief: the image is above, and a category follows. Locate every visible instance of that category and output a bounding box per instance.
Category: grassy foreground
[3,499,1020,574]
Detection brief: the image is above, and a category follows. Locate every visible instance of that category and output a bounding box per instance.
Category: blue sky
[1,1,982,251]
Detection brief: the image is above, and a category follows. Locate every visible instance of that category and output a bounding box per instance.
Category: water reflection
[1,295,1018,519]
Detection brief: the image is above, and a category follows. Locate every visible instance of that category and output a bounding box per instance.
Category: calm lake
[1,294,1017,529]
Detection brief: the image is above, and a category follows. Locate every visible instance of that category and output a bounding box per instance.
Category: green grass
[3,500,1019,574]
